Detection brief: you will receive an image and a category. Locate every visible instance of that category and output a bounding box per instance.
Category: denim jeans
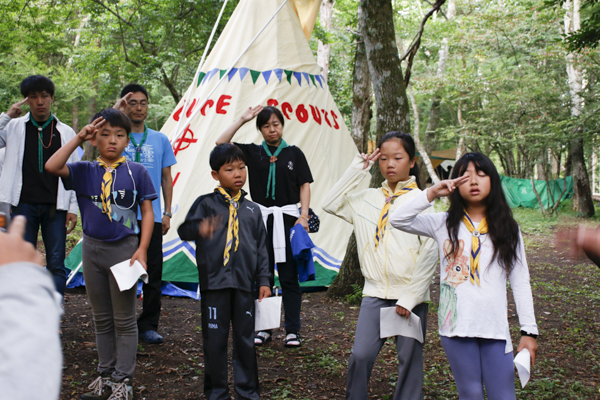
[12,203,68,296]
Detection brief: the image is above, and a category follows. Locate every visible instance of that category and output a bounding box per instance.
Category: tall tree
[350,14,372,153]
[317,0,334,82]
[564,0,595,216]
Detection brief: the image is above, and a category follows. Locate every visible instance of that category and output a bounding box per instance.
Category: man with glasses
[114,84,177,344]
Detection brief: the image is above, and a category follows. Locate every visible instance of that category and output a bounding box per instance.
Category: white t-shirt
[390,189,538,353]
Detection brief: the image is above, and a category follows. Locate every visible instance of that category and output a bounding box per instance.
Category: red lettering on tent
[186,99,197,118]
[322,110,332,127]
[173,125,198,156]
[173,172,181,187]
[296,105,308,123]
[309,105,321,125]
[331,110,340,129]
[282,102,293,119]
[201,100,215,116]
[267,99,279,107]
[173,105,183,121]
[216,95,232,114]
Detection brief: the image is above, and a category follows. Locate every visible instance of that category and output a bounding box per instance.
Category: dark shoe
[139,330,163,344]
[254,331,272,346]
[81,376,113,400]
[284,333,302,348]
[107,378,133,400]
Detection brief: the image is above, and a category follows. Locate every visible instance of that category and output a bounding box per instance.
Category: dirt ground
[59,229,600,400]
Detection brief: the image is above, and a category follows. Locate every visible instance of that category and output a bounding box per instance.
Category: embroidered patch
[288,161,294,170]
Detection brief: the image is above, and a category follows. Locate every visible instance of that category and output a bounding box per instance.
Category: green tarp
[500,175,573,209]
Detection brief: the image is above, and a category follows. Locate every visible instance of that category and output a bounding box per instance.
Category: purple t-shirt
[63,160,157,241]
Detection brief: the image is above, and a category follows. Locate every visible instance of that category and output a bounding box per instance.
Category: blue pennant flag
[315,75,323,88]
[239,68,250,82]
[274,69,283,82]
[262,70,273,84]
[302,72,310,87]
[208,68,219,82]
[228,68,238,81]
[293,72,302,86]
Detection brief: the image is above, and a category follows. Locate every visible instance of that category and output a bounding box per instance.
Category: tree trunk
[317,0,334,82]
[329,0,411,298]
[564,0,594,216]
[350,13,372,153]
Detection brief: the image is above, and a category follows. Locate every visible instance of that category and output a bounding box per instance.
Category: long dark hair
[377,131,422,189]
[446,152,520,276]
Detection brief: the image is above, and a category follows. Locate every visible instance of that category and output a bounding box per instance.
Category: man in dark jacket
[178,143,271,400]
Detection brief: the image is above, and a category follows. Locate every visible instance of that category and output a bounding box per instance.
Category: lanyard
[30,113,55,173]
[129,125,148,162]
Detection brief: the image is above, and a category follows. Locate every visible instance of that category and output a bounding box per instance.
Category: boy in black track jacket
[178,143,271,400]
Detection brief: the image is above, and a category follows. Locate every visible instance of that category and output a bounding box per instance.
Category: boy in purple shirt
[46,108,157,400]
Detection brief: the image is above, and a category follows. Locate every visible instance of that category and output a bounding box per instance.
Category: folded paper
[110,259,148,292]
[379,307,424,343]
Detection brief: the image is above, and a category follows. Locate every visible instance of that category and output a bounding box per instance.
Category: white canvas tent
[66,0,365,291]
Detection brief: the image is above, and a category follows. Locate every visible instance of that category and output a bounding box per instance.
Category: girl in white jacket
[390,152,539,400]
[322,132,438,400]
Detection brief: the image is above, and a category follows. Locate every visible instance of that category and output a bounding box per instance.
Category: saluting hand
[6,98,28,119]
[240,105,263,123]
[113,92,133,112]
[426,175,470,202]
[360,148,381,170]
[199,214,223,240]
[77,117,105,142]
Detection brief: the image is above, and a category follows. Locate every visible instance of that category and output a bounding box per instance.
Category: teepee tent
[66,0,364,292]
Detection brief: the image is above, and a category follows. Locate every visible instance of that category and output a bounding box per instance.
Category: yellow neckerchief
[374,180,419,249]
[462,211,488,286]
[215,186,242,265]
[96,156,126,221]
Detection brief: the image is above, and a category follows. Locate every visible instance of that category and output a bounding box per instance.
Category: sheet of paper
[254,296,282,332]
[514,348,531,388]
[110,259,148,292]
[379,307,424,343]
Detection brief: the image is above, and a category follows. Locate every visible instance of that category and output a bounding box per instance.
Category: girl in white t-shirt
[390,152,538,400]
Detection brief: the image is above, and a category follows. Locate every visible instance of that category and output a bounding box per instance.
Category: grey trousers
[82,234,139,382]
[346,297,428,400]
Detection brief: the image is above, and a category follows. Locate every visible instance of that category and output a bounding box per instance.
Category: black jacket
[178,190,271,292]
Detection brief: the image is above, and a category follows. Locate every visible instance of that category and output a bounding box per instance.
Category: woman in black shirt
[216,105,313,347]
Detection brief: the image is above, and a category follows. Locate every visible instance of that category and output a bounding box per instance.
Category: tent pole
[65,261,82,287]
[170,0,291,146]
[172,0,230,141]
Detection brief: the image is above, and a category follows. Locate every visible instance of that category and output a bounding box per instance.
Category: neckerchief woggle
[30,113,55,173]
[462,212,488,286]
[374,181,419,249]
[129,125,149,162]
[262,139,288,200]
[215,186,242,265]
[97,156,127,221]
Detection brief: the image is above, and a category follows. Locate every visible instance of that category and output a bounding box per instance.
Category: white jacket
[322,154,439,311]
[0,112,78,213]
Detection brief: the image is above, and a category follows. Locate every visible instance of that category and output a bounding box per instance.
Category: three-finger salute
[6,98,28,119]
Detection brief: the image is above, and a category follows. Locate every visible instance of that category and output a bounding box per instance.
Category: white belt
[258,204,300,263]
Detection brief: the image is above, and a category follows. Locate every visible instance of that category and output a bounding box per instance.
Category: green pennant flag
[219,69,227,79]
[309,74,316,87]
[197,72,206,86]
[250,70,261,84]
[284,70,293,85]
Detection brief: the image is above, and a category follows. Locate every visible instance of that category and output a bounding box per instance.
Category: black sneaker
[81,376,113,400]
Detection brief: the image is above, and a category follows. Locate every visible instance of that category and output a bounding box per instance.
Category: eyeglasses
[127,100,148,108]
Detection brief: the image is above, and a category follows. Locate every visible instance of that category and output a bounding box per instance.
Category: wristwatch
[163,212,173,218]
[520,330,538,339]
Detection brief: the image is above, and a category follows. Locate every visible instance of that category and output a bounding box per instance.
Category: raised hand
[240,105,263,122]
[427,175,470,202]
[77,117,105,142]
[0,216,44,267]
[113,92,133,112]
[199,214,223,240]
[6,98,28,119]
[360,148,381,170]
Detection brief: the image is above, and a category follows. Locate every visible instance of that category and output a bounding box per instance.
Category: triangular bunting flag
[208,68,220,82]
[314,74,323,88]
[197,72,206,86]
[228,68,238,81]
[262,70,273,84]
[293,72,302,86]
[219,69,227,79]
[274,68,283,82]
[309,74,316,87]
[239,67,250,82]
[302,72,310,87]
[250,70,261,84]
[284,70,293,84]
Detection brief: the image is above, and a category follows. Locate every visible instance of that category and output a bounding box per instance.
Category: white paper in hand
[254,296,282,331]
[110,259,148,292]
[379,307,424,343]
[514,348,531,388]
